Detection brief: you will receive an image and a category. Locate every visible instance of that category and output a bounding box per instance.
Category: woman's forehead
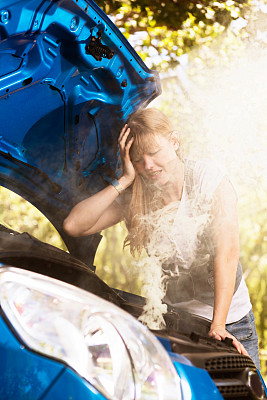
[130,134,171,159]
[131,134,156,151]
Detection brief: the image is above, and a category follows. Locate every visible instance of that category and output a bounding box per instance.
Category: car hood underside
[0,0,161,265]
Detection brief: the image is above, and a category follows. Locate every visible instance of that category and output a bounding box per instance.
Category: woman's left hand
[209,324,249,356]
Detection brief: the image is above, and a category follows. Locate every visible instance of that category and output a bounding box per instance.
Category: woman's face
[132,134,179,186]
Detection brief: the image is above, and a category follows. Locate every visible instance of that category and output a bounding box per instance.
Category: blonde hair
[123,108,181,256]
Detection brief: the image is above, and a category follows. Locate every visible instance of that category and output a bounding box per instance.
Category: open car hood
[0,0,161,265]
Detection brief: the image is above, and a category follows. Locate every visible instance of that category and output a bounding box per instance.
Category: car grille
[213,380,250,399]
[204,354,266,400]
[166,326,266,400]
[206,355,252,399]
[206,354,256,372]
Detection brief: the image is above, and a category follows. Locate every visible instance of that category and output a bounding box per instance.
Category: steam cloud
[137,189,213,329]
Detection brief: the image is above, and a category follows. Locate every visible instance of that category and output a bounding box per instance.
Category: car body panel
[0,315,64,399]
[172,361,223,400]
[42,368,107,400]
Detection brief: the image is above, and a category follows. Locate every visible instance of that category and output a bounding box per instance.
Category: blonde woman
[64,108,260,369]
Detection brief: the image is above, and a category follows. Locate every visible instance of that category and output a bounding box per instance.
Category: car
[0,0,266,399]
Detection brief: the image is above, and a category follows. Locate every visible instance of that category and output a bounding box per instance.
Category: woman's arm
[63,178,127,236]
[63,124,135,237]
[209,177,248,355]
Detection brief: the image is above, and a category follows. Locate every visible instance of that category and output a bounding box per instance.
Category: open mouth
[148,170,162,179]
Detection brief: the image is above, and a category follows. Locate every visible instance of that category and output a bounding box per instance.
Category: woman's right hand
[64,124,135,237]
[118,124,136,185]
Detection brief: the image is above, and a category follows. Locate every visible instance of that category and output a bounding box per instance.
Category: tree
[95,0,253,69]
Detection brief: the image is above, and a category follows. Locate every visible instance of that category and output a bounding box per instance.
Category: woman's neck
[162,159,185,205]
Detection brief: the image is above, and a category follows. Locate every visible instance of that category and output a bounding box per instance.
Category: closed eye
[132,157,142,163]
[132,149,160,163]
[149,150,160,156]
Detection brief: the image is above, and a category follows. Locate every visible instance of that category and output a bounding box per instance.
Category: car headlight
[0,267,182,400]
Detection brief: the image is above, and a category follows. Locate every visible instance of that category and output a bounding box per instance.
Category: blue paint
[173,361,224,400]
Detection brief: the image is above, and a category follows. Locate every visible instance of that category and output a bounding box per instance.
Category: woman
[64,108,260,369]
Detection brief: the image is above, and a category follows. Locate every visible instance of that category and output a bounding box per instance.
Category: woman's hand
[118,124,136,186]
[209,324,249,356]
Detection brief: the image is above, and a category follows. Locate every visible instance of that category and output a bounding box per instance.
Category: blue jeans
[226,308,260,370]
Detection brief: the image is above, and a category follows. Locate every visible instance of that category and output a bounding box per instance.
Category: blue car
[0,1,266,399]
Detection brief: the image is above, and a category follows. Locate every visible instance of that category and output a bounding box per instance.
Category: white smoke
[137,191,213,329]
[137,202,178,329]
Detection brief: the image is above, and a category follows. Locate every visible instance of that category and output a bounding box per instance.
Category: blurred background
[1,0,266,376]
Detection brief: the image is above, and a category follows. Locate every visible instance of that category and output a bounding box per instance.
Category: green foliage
[0,186,66,250]
[95,0,253,70]
[94,223,144,294]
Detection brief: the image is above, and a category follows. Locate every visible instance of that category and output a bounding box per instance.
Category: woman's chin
[150,176,170,187]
